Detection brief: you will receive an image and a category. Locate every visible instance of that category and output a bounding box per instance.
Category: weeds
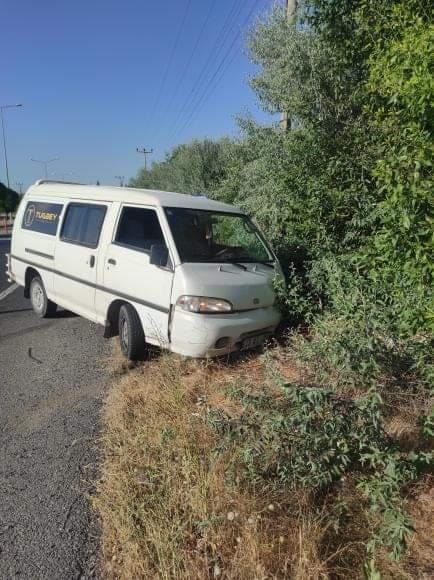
[208,329,433,576]
[94,352,304,578]
[95,345,433,578]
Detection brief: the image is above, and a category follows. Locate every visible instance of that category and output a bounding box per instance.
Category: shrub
[208,370,433,568]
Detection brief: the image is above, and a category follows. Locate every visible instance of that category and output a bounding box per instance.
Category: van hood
[172,262,279,311]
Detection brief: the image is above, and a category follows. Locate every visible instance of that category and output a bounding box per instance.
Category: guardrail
[0,213,15,236]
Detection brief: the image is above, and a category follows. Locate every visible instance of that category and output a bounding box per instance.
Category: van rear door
[54,202,108,321]
[102,204,173,345]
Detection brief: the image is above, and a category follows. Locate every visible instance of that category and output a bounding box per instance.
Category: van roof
[26,180,243,214]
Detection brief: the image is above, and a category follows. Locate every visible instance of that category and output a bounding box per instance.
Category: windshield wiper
[257,261,275,269]
[229,261,247,271]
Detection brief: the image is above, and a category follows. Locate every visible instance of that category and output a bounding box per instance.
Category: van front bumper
[169,305,281,358]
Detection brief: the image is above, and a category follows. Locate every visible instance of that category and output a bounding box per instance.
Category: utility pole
[115,175,125,187]
[280,0,297,132]
[0,103,23,187]
[136,147,153,171]
[15,181,23,194]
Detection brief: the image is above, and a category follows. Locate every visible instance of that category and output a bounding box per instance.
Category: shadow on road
[0,307,33,315]
[0,307,77,318]
[52,309,78,319]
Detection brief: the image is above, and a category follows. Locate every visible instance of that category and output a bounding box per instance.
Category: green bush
[130,138,236,195]
[0,182,20,213]
[294,257,434,389]
[208,377,432,566]
[234,386,386,489]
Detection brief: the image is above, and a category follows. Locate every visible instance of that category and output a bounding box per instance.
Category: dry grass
[95,348,345,579]
[94,345,434,579]
[402,477,434,578]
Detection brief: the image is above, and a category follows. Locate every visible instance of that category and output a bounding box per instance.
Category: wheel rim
[31,282,44,312]
[121,317,129,351]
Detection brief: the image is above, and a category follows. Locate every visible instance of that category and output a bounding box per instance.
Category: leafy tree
[238,1,433,338]
[360,2,434,334]
[130,138,235,195]
[0,182,20,213]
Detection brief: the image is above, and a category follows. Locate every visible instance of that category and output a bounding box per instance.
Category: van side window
[22,201,63,235]
[115,207,165,252]
[61,203,106,248]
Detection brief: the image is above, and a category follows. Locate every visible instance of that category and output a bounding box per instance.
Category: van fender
[24,266,42,298]
[104,299,131,338]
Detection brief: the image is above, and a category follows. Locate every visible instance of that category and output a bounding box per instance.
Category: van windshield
[164,207,273,264]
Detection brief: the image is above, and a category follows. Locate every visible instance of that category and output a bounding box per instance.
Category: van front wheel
[30,276,57,318]
[118,304,145,360]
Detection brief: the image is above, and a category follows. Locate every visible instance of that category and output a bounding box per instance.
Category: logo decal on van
[22,202,63,235]
[24,204,36,227]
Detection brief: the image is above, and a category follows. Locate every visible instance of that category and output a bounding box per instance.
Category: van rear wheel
[118,304,145,360]
[30,276,57,318]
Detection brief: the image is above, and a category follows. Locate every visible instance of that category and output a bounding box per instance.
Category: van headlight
[176,295,233,313]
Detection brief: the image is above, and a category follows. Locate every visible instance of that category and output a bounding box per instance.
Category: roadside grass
[94,345,433,579]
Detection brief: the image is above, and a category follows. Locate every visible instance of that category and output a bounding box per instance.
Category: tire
[30,275,57,318]
[118,303,145,360]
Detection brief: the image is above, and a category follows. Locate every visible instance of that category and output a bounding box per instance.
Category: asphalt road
[0,239,110,579]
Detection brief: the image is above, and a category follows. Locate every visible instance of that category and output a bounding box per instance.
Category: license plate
[241,334,267,351]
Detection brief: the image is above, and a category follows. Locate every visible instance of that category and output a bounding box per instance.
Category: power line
[152,0,218,143]
[168,0,243,139]
[173,0,261,140]
[169,0,243,138]
[174,44,240,140]
[147,0,193,142]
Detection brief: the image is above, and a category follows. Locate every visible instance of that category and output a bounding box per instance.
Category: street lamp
[30,157,60,179]
[0,103,23,188]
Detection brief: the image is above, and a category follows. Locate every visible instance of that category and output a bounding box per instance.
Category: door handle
[89,255,95,268]
[107,258,116,265]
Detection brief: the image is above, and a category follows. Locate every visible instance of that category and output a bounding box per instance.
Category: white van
[6,181,281,359]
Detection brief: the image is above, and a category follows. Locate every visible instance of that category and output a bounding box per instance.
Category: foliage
[358,449,432,564]
[292,257,434,389]
[234,0,433,386]
[130,138,235,196]
[213,384,387,490]
[209,376,433,565]
[361,8,434,334]
[0,182,20,212]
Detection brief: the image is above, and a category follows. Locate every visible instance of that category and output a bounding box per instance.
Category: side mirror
[150,243,169,267]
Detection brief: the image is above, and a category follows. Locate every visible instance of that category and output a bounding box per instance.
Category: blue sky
[1,0,278,190]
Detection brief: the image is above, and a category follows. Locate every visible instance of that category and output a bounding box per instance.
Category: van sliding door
[54,202,108,320]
